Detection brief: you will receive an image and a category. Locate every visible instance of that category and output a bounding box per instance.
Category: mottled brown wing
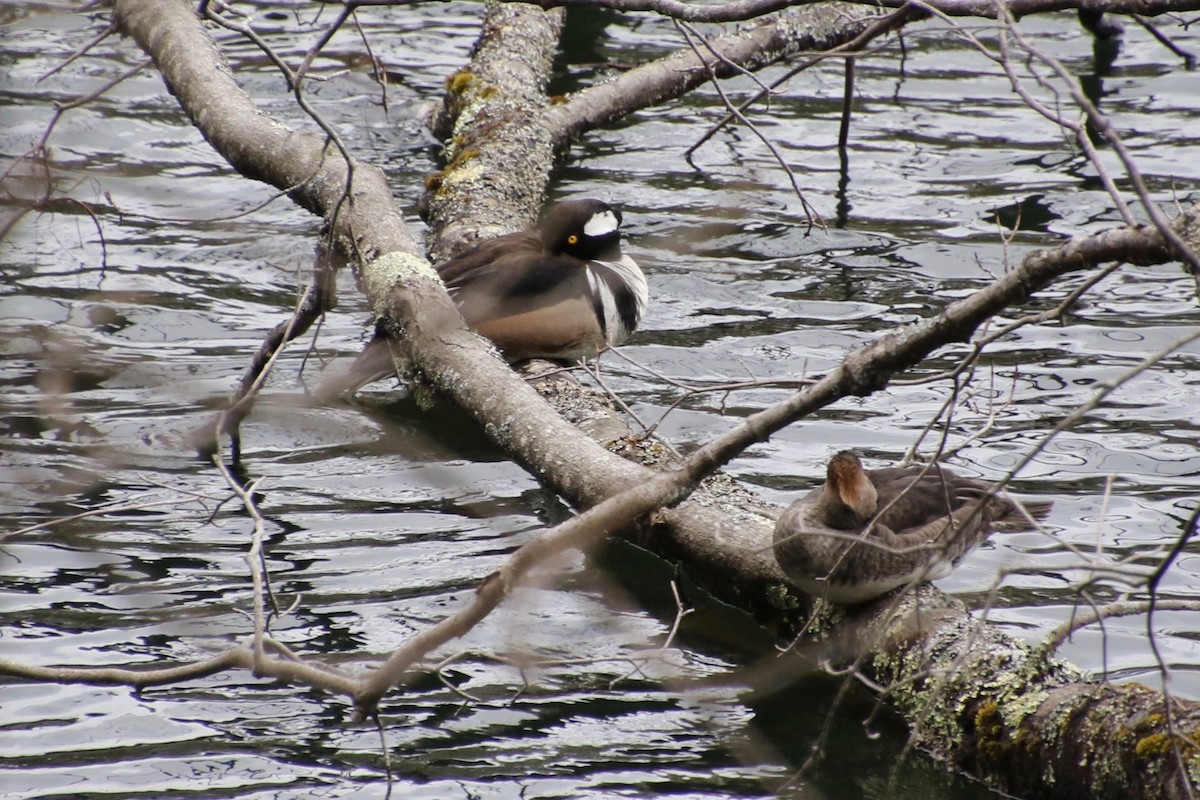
[435,231,542,290]
[868,466,985,534]
[437,239,599,359]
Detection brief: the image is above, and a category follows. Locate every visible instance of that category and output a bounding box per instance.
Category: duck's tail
[991,497,1053,530]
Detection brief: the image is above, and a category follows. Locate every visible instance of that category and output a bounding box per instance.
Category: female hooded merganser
[437,198,647,362]
[772,451,1050,605]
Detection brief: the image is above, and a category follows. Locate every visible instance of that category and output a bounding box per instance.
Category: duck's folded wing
[435,231,542,291]
[871,468,972,531]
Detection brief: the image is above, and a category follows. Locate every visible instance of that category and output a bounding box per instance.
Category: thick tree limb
[423,2,564,261]
[859,586,1200,800]
[415,5,1200,797]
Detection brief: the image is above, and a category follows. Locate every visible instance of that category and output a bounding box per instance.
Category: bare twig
[1036,598,1200,663]
[1133,13,1198,67]
[686,5,921,158]
[0,648,252,688]
[991,2,1200,274]
[190,260,336,460]
[675,20,823,229]
[1,494,215,543]
[210,458,275,662]
[1144,502,1200,800]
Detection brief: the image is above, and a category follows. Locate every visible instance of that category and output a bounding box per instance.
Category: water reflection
[2,2,1199,799]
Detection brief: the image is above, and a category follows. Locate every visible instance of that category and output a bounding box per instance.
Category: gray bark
[422,2,565,262]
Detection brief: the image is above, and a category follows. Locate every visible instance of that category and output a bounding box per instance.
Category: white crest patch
[583,210,619,238]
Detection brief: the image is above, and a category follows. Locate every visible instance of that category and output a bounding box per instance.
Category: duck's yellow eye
[567,234,578,245]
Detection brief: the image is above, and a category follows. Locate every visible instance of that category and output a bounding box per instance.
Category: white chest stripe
[586,254,648,346]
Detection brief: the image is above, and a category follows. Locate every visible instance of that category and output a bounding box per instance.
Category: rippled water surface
[2,2,1199,798]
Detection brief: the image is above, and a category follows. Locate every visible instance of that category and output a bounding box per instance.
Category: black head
[539,199,624,260]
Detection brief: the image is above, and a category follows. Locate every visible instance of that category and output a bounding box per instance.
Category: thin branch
[994,2,1200,274]
[686,4,922,158]
[1145,502,1200,800]
[189,260,336,459]
[838,54,854,156]
[1,494,215,542]
[0,649,251,688]
[38,21,119,82]
[675,19,823,229]
[1036,598,1200,663]
[1133,13,1198,67]
[211,458,275,662]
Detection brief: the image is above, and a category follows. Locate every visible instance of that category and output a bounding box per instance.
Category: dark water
[2,2,1198,798]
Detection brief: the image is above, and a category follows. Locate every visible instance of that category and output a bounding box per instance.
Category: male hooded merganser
[772,451,1050,605]
[314,199,646,397]
[437,198,647,362]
